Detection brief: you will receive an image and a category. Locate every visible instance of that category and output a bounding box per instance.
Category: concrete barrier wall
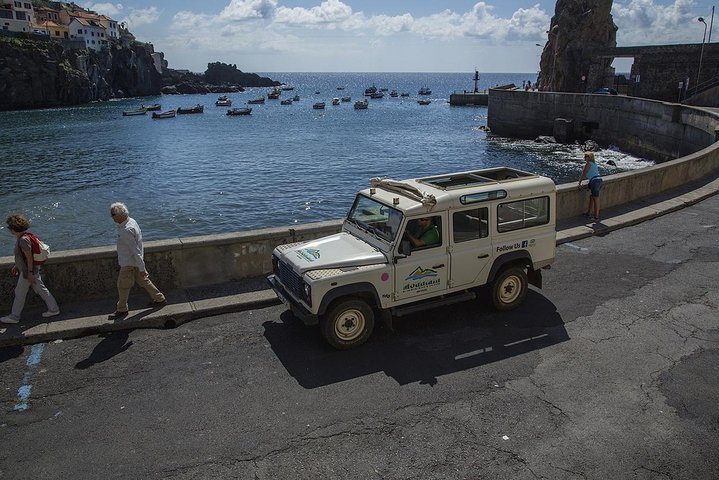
[2,93,719,309]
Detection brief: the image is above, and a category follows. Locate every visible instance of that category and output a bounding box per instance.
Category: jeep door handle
[478,254,489,259]
[432,264,445,269]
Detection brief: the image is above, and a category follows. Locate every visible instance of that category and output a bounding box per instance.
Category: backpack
[22,232,51,264]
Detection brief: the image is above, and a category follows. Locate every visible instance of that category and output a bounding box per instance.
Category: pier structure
[450,69,489,106]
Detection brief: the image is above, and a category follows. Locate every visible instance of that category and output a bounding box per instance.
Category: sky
[82,0,718,73]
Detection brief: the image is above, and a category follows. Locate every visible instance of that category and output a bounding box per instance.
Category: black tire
[491,266,528,311]
[320,298,375,350]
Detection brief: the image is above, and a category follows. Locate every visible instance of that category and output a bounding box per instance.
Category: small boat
[248,97,265,104]
[337,86,345,90]
[281,85,294,91]
[142,103,161,111]
[354,99,368,109]
[281,99,293,105]
[177,104,204,114]
[389,90,398,97]
[293,95,300,101]
[152,109,176,119]
[332,97,340,105]
[364,85,377,96]
[400,92,410,97]
[217,95,228,101]
[380,87,388,92]
[417,99,431,105]
[370,91,384,99]
[341,96,351,102]
[313,102,325,109]
[418,86,432,95]
[215,99,232,106]
[314,91,320,94]
[226,107,252,116]
[122,108,146,116]
[268,90,281,99]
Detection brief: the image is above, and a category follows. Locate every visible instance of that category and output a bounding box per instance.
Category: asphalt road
[1,195,718,480]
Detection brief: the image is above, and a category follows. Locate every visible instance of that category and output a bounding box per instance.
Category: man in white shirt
[109,202,166,319]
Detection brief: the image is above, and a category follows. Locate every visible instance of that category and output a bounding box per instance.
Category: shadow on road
[75,331,132,369]
[264,290,569,388]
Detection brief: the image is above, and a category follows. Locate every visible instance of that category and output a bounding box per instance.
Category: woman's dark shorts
[589,177,603,197]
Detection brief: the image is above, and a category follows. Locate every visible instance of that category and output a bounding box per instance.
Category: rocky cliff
[0,36,162,111]
[538,0,617,92]
[160,62,280,95]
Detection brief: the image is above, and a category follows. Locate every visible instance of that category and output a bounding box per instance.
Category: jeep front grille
[277,260,303,299]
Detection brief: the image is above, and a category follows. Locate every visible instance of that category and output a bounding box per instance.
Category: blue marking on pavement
[14,343,45,412]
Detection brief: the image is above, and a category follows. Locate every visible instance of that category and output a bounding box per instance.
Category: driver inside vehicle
[404,217,440,248]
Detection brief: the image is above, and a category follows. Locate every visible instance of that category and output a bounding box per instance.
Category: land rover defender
[267,167,556,349]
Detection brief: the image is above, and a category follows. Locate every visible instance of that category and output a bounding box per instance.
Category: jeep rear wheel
[491,266,528,311]
[321,298,375,350]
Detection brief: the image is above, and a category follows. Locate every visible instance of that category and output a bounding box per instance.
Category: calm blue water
[0,72,652,253]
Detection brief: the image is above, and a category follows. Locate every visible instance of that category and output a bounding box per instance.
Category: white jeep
[267,167,556,349]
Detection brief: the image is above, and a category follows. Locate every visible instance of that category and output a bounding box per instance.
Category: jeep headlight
[303,282,312,307]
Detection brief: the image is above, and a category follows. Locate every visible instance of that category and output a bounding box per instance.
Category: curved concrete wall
[2,92,719,309]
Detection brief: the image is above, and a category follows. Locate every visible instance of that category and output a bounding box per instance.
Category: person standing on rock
[1,215,60,324]
[578,151,603,221]
[108,202,166,320]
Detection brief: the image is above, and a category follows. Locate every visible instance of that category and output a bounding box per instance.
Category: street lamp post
[697,17,708,91]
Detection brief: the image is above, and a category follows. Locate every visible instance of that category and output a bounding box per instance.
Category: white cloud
[122,7,161,28]
[275,0,354,25]
[83,2,124,18]
[613,0,706,44]
[220,0,278,21]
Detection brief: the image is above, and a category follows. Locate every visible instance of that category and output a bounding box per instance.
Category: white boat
[354,99,369,109]
[332,98,340,105]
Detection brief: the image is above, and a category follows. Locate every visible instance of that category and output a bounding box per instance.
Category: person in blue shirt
[578,151,603,221]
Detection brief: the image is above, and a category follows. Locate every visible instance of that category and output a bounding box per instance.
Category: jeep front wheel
[321,298,375,350]
[491,266,528,311]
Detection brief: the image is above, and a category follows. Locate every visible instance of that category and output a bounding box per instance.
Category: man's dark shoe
[148,299,167,308]
[108,311,128,320]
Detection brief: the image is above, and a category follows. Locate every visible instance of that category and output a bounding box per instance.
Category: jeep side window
[497,196,550,233]
[452,207,488,242]
[403,216,442,250]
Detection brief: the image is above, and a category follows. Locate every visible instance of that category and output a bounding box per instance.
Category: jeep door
[394,213,449,302]
[449,206,493,288]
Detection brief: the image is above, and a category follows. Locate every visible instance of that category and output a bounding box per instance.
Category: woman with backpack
[1,215,59,324]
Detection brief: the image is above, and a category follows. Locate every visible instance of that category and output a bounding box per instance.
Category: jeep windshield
[346,194,403,243]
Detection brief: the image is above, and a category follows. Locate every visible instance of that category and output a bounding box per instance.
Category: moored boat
[293,94,300,101]
[248,97,265,104]
[268,90,281,99]
[364,84,377,96]
[142,103,162,111]
[370,91,384,99]
[122,108,146,116]
[281,99,293,105]
[215,99,232,106]
[152,109,176,119]
[354,99,368,109]
[417,99,431,105]
[226,107,252,116]
[281,85,294,91]
[313,102,325,109]
[418,86,432,95]
[332,97,340,105]
[177,104,204,114]
[389,90,398,97]
[400,92,410,97]
[340,96,351,102]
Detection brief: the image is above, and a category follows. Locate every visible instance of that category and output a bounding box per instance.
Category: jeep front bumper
[267,274,319,325]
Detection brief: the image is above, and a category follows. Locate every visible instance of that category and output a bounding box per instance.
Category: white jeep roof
[362,167,556,215]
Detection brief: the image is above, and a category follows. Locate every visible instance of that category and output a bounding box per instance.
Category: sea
[0,72,653,253]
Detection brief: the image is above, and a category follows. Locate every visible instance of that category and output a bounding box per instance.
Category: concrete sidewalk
[2,174,718,348]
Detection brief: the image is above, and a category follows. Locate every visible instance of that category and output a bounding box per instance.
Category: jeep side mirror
[399,240,412,256]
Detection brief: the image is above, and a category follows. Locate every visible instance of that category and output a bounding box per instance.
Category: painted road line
[14,343,45,412]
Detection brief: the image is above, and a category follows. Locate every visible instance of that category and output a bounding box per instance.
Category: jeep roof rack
[419,167,535,190]
[369,177,437,207]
